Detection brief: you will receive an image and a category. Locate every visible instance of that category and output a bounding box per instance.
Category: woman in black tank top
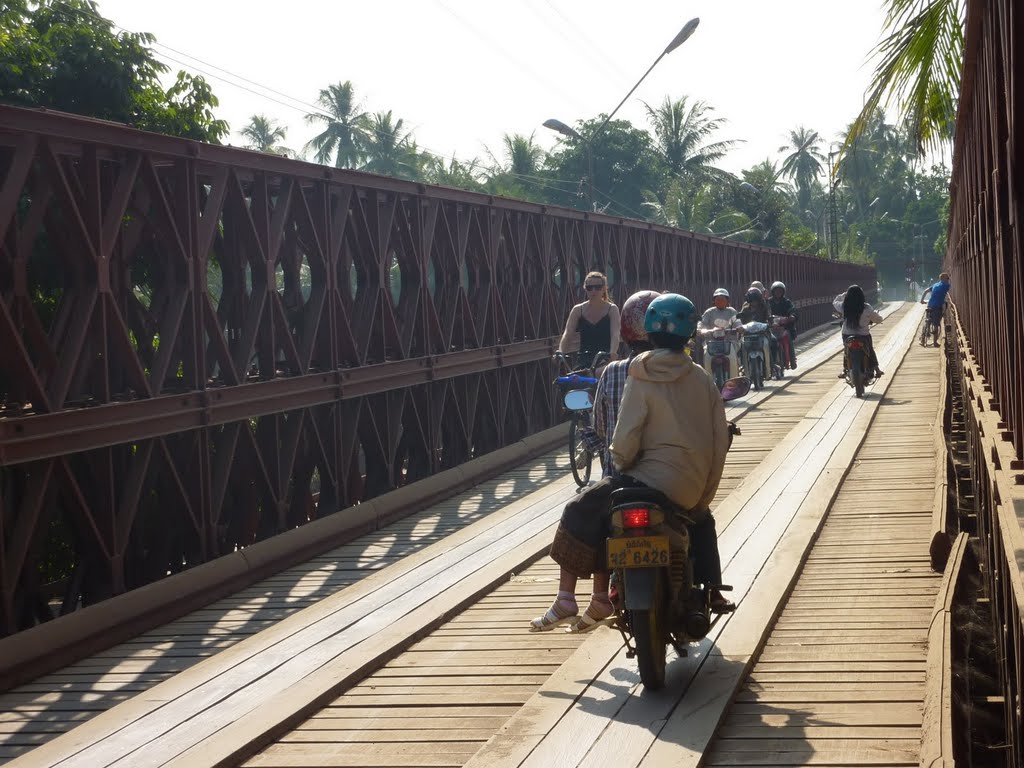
[557,271,620,366]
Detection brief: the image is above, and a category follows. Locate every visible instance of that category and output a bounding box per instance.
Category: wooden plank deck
[704,340,944,768]
[241,309,920,768]
[449,305,935,768]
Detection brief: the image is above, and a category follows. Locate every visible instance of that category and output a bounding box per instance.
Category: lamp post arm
[589,49,668,146]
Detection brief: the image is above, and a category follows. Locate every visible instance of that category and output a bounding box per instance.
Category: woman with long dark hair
[833,285,884,378]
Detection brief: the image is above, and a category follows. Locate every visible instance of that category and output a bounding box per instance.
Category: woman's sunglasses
[585,284,605,291]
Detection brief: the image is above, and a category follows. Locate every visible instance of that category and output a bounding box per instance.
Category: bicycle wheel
[568,415,593,487]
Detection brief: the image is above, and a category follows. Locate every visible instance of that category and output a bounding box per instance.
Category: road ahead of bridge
[0,303,955,768]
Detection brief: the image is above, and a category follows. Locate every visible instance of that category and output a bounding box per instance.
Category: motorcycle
[740,321,770,391]
[700,320,741,391]
[770,315,795,378]
[843,335,875,398]
[604,377,748,691]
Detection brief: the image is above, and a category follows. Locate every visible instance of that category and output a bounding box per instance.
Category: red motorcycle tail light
[622,507,651,528]
[847,340,864,350]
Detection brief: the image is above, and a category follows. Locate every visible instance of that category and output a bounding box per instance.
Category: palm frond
[844,0,964,159]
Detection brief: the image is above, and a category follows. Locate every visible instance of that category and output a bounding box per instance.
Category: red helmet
[621,290,662,343]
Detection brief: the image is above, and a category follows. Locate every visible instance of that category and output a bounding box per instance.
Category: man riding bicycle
[919,272,951,347]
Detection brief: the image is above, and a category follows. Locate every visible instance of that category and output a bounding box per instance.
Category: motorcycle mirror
[721,377,751,402]
[563,389,594,411]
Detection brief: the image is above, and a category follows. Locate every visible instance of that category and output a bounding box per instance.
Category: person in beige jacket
[610,347,729,514]
[530,294,733,634]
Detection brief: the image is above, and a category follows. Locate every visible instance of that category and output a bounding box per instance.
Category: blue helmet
[643,293,698,339]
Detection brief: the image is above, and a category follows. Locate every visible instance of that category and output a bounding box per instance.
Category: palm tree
[425,154,485,191]
[495,132,545,179]
[304,81,369,168]
[359,111,419,179]
[845,0,964,156]
[643,95,738,189]
[240,115,287,153]
[736,160,794,246]
[643,181,755,239]
[778,127,825,215]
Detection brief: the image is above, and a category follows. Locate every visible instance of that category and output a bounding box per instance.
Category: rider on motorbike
[587,290,660,478]
[531,294,734,634]
[737,287,773,372]
[699,288,743,378]
[768,281,798,368]
[738,285,770,323]
[833,285,884,378]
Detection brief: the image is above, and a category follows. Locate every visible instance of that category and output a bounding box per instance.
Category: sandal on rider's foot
[566,601,613,634]
[874,369,885,378]
[710,591,736,614]
[530,598,578,632]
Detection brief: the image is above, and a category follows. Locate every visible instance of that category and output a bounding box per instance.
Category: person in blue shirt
[919,273,951,347]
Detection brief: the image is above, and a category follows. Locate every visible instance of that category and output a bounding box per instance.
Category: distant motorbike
[843,335,875,398]
[701,320,741,391]
[740,321,770,390]
[770,315,795,377]
[604,377,747,691]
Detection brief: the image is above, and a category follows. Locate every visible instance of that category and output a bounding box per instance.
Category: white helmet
[771,281,786,295]
[713,287,730,299]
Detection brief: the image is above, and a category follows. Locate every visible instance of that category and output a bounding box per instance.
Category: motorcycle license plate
[607,536,670,568]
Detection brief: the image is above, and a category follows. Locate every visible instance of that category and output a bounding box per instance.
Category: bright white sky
[96,0,888,175]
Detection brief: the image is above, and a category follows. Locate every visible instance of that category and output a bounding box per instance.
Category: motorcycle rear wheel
[850,354,865,398]
[631,577,667,690]
[752,357,764,390]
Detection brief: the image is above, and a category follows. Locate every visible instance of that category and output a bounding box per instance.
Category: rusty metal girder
[0,105,875,637]
[944,1,1024,765]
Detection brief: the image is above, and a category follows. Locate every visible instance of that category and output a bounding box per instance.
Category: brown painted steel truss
[0,106,875,636]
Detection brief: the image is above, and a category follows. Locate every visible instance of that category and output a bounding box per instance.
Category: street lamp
[544,17,700,212]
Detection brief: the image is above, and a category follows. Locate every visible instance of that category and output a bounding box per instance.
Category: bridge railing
[0,105,874,636]
[946,0,1023,764]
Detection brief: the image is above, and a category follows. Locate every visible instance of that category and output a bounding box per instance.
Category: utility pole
[827,150,840,261]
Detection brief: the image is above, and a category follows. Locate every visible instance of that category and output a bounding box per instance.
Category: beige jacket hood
[609,348,729,513]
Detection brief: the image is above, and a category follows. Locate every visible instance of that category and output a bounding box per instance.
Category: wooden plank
[919,531,969,768]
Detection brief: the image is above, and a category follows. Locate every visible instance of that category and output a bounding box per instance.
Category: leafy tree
[778,126,825,217]
[544,117,666,218]
[0,0,227,142]
[359,111,419,179]
[846,0,964,156]
[240,114,287,153]
[643,95,737,190]
[305,81,368,168]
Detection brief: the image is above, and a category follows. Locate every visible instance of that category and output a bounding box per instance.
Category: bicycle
[553,351,610,487]
[920,304,943,347]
